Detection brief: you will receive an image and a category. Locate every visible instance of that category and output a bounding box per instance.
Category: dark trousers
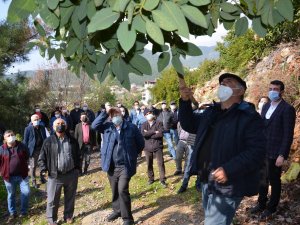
[46,170,79,223]
[258,158,282,212]
[81,144,91,173]
[30,149,41,182]
[144,150,166,182]
[107,166,134,222]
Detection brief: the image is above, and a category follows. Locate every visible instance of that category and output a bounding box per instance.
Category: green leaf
[55,49,62,62]
[117,21,137,53]
[189,0,211,7]
[97,63,110,82]
[220,11,236,21]
[47,0,59,10]
[252,17,267,37]
[272,9,285,25]
[152,10,177,31]
[72,10,87,39]
[275,0,293,22]
[87,0,97,20]
[78,0,88,21]
[60,6,75,27]
[94,0,104,7]
[143,0,160,11]
[132,15,146,33]
[223,20,234,30]
[182,42,202,56]
[260,0,270,26]
[8,0,37,23]
[48,48,55,59]
[181,5,208,28]
[111,58,130,90]
[235,17,248,36]
[96,53,111,72]
[171,54,184,75]
[129,54,152,75]
[220,2,238,13]
[146,20,164,45]
[158,52,170,72]
[127,2,134,24]
[40,5,60,29]
[65,38,81,57]
[161,1,189,38]
[119,0,131,12]
[88,8,120,33]
[34,20,46,36]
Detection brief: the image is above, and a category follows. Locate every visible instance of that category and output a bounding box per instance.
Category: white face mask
[62,109,67,113]
[170,105,176,110]
[121,111,125,116]
[83,106,88,111]
[35,108,40,112]
[217,85,233,102]
[55,114,60,118]
[75,105,80,109]
[161,104,167,110]
[7,135,16,144]
[146,114,154,121]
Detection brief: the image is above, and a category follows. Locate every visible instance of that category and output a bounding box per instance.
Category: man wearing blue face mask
[91,107,144,225]
[250,80,296,219]
[179,73,266,225]
[23,114,47,188]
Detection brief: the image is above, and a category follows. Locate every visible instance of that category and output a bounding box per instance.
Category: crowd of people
[0,73,296,225]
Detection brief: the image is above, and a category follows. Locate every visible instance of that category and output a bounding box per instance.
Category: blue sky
[1,0,227,74]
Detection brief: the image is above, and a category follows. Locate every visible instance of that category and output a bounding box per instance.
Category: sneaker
[260,209,274,220]
[177,186,187,194]
[7,214,17,223]
[160,181,167,188]
[249,204,265,214]
[107,212,121,222]
[173,171,182,176]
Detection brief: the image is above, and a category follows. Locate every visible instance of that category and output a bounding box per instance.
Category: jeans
[202,183,243,225]
[163,132,176,159]
[170,129,179,146]
[181,145,201,190]
[4,176,30,215]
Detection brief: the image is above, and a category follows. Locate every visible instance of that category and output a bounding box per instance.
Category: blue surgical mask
[112,116,123,126]
[32,120,40,126]
[268,91,280,102]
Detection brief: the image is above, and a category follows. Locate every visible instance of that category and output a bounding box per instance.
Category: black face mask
[56,124,66,133]
[82,117,88,122]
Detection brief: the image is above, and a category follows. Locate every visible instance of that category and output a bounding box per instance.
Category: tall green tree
[7,0,296,87]
[0,20,32,75]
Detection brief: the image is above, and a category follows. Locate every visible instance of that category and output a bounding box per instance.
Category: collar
[271,99,282,107]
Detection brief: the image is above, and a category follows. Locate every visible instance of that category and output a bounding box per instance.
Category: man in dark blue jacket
[251,80,296,219]
[92,107,144,225]
[23,114,46,188]
[179,73,266,225]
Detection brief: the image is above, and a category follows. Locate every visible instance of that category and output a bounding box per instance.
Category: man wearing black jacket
[38,118,81,225]
[179,73,266,225]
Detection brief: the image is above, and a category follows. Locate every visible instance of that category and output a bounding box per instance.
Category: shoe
[249,204,265,214]
[177,186,187,194]
[7,214,17,223]
[160,181,167,188]
[123,220,135,225]
[260,209,274,220]
[107,212,121,222]
[173,171,182,176]
[65,218,74,224]
[148,180,154,185]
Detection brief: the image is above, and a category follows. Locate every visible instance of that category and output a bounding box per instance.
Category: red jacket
[0,141,29,181]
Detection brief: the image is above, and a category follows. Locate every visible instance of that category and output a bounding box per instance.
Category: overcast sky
[1,0,227,74]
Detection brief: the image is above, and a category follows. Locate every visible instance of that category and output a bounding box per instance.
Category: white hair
[53,118,67,130]
[31,114,40,122]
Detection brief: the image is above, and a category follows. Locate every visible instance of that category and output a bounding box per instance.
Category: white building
[141,80,156,105]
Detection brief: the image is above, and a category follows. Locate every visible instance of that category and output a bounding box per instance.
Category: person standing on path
[92,107,144,225]
[179,73,266,225]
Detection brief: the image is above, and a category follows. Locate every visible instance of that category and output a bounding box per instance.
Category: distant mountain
[129,45,219,85]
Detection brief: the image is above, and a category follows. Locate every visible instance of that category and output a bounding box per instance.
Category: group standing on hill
[0,74,296,225]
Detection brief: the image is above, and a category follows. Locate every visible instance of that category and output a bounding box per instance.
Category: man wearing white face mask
[250,80,296,219]
[179,73,266,225]
[82,103,95,123]
[91,107,144,225]
[23,114,47,188]
[0,130,30,221]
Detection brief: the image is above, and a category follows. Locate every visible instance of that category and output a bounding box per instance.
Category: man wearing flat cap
[178,73,266,225]
[91,107,144,225]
